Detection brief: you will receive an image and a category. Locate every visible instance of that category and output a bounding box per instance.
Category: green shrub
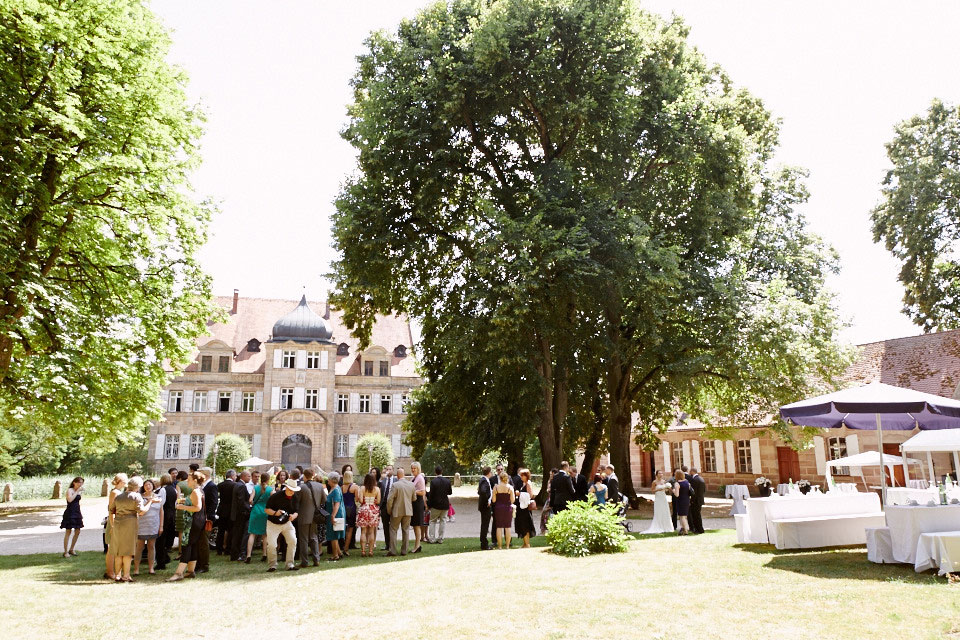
[354,433,394,476]
[545,495,629,557]
[205,434,250,478]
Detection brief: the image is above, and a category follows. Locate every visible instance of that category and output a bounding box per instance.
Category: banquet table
[885,504,960,564]
[725,485,750,515]
[914,531,960,575]
[744,492,881,545]
[776,484,794,496]
[886,487,960,506]
[908,479,929,490]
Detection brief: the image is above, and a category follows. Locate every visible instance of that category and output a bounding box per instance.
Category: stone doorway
[282,434,312,468]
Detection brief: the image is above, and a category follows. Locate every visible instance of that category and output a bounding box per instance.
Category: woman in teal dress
[245,472,272,563]
[325,471,345,561]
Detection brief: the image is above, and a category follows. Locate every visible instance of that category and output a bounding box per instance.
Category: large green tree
[331,0,850,498]
[872,99,960,331]
[0,0,215,468]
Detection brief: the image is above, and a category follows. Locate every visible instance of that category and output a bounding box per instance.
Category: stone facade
[148,293,421,472]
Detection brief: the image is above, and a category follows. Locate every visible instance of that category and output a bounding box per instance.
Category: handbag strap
[307,481,320,513]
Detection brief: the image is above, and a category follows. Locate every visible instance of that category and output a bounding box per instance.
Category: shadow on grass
[4,536,555,586]
[732,542,866,555]
[760,551,942,583]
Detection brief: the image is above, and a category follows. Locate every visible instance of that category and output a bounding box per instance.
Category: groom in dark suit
[550,462,576,513]
[478,466,494,550]
[689,468,706,534]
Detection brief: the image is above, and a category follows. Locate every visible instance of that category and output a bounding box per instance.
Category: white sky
[153,0,960,346]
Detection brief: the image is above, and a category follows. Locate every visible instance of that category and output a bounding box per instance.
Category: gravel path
[0,493,737,555]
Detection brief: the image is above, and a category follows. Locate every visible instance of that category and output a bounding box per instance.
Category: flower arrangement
[754,477,770,487]
[796,479,811,488]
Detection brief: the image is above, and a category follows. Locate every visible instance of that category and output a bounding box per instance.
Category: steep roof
[844,328,960,398]
[185,295,416,377]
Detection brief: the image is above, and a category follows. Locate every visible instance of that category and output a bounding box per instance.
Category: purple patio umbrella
[780,382,960,504]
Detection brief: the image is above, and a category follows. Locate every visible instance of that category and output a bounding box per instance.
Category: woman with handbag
[356,471,381,557]
[324,471,345,561]
[245,472,273,563]
[514,468,537,548]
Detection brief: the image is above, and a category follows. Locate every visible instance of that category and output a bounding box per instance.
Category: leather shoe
[196,567,209,574]
[386,552,397,557]
[266,567,276,572]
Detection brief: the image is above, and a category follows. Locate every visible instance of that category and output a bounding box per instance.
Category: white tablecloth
[908,479,929,490]
[886,505,960,564]
[744,493,881,544]
[725,485,750,515]
[914,531,960,575]
[776,484,794,496]
[886,487,938,506]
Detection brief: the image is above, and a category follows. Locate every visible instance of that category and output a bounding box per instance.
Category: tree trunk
[605,341,637,500]
[579,378,606,477]
[534,333,564,505]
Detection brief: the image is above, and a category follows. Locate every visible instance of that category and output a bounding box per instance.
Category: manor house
[148,291,421,472]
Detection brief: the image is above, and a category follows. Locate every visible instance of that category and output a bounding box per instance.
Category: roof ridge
[856,327,960,348]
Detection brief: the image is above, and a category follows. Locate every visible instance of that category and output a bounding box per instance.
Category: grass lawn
[0,530,956,639]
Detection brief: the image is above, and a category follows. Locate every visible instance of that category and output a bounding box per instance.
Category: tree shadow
[760,551,942,583]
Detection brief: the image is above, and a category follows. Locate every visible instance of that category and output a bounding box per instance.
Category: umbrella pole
[876,413,887,507]
[927,452,935,483]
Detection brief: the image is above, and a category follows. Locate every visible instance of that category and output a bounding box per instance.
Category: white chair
[866,527,894,564]
[734,514,751,543]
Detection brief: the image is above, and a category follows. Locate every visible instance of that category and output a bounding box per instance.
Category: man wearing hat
[264,478,301,572]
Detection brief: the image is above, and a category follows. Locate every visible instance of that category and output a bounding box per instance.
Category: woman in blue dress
[245,472,273,563]
[60,476,84,558]
[325,471,345,561]
[672,469,691,535]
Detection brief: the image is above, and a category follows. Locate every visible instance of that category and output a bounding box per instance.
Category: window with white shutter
[282,350,296,369]
[296,349,306,369]
[335,434,349,458]
[207,390,217,413]
[392,393,402,414]
[280,388,294,410]
[401,394,410,413]
[336,394,349,413]
[350,392,359,413]
[736,440,752,474]
[271,387,280,411]
[703,441,716,473]
[691,440,701,470]
[241,392,255,412]
[318,388,327,411]
[160,390,169,412]
[273,349,283,369]
[252,434,262,456]
[827,437,849,475]
[681,441,691,469]
[661,441,672,473]
[218,391,231,412]
[715,440,726,474]
[164,435,180,459]
[306,351,320,369]
[231,390,240,412]
[179,434,190,460]
[293,387,305,409]
[193,391,207,412]
[349,434,358,457]
[399,433,412,458]
[359,394,371,413]
[320,350,328,370]
[203,434,214,458]
[183,390,194,413]
[392,434,401,457]
[305,388,319,410]
[190,435,205,459]
[155,434,166,460]
[750,438,762,474]
[168,391,183,412]
[724,441,736,472]
[373,393,381,414]
[380,394,391,414]
[254,391,263,412]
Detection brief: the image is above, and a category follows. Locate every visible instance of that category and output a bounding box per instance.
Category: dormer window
[337,342,350,356]
[379,361,389,376]
[200,355,212,372]
[394,345,407,358]
[247,338,261,352]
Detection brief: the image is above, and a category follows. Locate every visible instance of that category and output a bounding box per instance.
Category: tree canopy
[872,99,960,331]
[331,0,850,497]
[0,0,216,471]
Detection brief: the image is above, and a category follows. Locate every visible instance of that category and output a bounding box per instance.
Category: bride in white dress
[643,471,674,534]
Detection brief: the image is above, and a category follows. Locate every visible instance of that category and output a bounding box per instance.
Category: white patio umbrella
[780,382,960,506]
[236,456,273,467]
[824,451,921,491]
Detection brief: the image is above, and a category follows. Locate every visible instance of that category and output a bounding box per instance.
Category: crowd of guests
[61,460,461,581]
[476,460,622,550]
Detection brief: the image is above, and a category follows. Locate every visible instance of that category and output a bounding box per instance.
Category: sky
[152,0,960,346]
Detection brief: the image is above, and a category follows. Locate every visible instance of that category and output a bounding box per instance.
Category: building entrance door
[883,443,905,486]
[776,446,801,485]
[282,434,312,468]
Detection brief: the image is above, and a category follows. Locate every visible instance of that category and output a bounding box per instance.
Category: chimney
[232,289,239,314]
[324,299,330,320]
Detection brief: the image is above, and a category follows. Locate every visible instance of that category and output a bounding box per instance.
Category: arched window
[337,342,350,356]
[394,344,407,358]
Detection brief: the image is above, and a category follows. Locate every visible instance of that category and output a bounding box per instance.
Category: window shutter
[391,434,401,457]
[273,349,283,369]
[725,441,736,472]
[254,391,263,412]
[203,434,214,459]
[750,438,762,474]
[296,349,306,369]
[350,392,359,413]
[231,390,239,412]
[155,434,166,460]
[319,388,327,411]
[661,441,671,473]
[813,435,826,475]
[293,387,305,409]
[715,440,725,474]
[207,390,217,413]
[179,434,190,460]
[373,393,381,414]
[691,440,701,470]
[270,387,280,411]
[392,393,402,414]
[160,390,169,411]
[320,350,329,370]
[681,441,691,469]
[183,390,194,413]
[348,434,358,457]
[252,434,262,456]
[846,434,860,474]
